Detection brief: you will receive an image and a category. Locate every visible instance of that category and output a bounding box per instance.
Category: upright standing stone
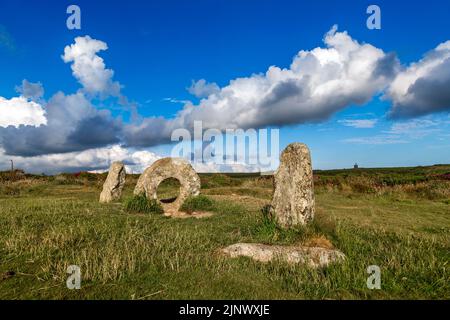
[271,143,315,228]
[99,162,126,203]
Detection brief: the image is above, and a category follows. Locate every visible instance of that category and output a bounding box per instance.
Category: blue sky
[0,0,449,173]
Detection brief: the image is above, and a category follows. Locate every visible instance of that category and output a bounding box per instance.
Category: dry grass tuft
[302,235,334,249]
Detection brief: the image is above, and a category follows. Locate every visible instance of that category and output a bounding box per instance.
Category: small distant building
[353,163,359,169]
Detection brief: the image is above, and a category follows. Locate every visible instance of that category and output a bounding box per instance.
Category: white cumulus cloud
[15,79,44,101]
[187,79,220,98]
[0,145,161,174]
[387,40,450,118]
[181,25,395,129]
[126,25,399,147]
[62,36,121,97]
[0,96,47,128]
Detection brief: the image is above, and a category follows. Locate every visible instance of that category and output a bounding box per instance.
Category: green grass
[180,195,215,213]
[0,166,449,299]
[124,194,164,214]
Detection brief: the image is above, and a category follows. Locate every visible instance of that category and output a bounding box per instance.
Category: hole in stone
[157,177,181,204]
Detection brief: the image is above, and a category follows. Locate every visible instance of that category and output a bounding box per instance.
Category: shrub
[180,195,214,213]
[77,171,99,182]
[351,181,376,194]
[124,194,164,214]
[52,173,83,185]
[0,183,21,196]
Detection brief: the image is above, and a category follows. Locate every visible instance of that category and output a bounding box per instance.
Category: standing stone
[271,143,315,228]
[99,162,126,203]
[134,158,201,215]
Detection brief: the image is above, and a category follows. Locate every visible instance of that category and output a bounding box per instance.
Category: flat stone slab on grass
[221,243,345,268]
[167,211,214,219]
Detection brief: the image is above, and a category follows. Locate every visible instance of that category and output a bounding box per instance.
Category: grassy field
[0,165,449,299]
